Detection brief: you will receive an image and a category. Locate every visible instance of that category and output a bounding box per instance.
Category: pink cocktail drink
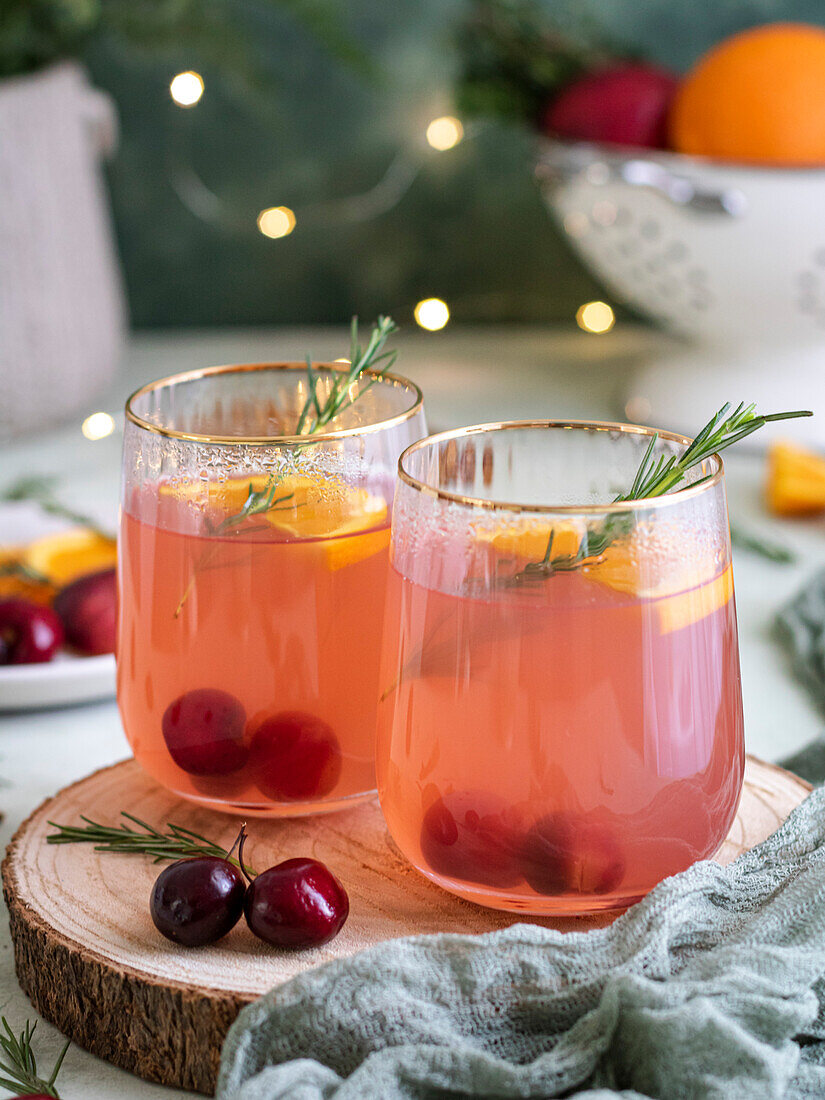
[119,480,392,814]
[118,359,425,816]
[377,422,745,913]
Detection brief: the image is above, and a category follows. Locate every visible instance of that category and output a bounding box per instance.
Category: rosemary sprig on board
[47,813,257,875]
[0,475,114,541]
[0,1017,69,1099]
[520,403,811,580]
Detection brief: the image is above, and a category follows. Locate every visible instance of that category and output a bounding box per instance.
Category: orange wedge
[655,564,734,634]
[262,476,387,540]
[325,525,391,571]
[475,519,584,563]
[162,473,389,570]
[766,440,825,516]
[585,541,733,634]
[0,547,56,605]
[24,529,117,586]
[160,475,272,515]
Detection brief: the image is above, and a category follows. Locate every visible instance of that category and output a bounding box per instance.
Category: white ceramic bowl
[536,139,825,440]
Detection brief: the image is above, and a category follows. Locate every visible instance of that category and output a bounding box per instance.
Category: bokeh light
[624,396,652,423]
[576,300,615,335]
[170,71,204,108]
[81,412,115,441]
[414,298,450,331]
[426,116,464,151]
[257,207,297,239]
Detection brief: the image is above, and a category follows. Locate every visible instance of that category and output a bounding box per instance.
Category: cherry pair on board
[150,826,349,951]
[161,688,342,801]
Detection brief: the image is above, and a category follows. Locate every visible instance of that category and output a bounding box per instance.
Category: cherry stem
[225,824,245,863]
[237,826,255,884]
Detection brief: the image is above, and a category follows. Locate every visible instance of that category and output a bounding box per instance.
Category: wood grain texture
[2,756,811,1095]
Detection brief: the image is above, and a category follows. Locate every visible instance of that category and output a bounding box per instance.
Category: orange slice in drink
[584,541,734,634]
[263,476,388,570]
[23,529,117,586]
[161,473,388,569]
[475,519,584,563]
[655,564,734,634]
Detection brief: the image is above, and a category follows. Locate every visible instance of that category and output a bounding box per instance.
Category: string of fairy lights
[166,69,616,336]
[68,74,618,446]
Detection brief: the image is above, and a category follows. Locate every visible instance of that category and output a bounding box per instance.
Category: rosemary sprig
[0,1017,69,1099]
[174,317,399,616]
[296,315,398,434]
[616,403,812,502]
[1,475,114,541]
[0,559,51,585]
[47,813,257,875]
[215,316,398,532]
[730,523,795,564]
[522,403,811,580]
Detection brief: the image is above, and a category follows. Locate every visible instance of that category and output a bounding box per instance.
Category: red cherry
[521,812,625,896]
[151,856,246,947]
[420,792,524,888]
[162,689,248,776]
[54,567,117,655]
[543,64,679,149]
[244,857,349,948]
[0,598,63,664]
[249,711,341,801]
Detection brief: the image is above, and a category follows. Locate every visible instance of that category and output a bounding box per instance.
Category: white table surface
[1,325,823,1099]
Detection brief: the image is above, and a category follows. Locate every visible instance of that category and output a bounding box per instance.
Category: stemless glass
[377,421,744,914]
[118,361,425,816]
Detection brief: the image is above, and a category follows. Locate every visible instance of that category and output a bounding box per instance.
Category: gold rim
[397,419,724,514]
[124,361,424,445]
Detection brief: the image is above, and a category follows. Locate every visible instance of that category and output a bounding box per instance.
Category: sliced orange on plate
[0,547,56,604]
[766,440,825,516]
[23,529,117,586]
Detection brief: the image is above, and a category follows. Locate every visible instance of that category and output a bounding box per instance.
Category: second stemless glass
[377,421,744,914]
[118,361,425,816]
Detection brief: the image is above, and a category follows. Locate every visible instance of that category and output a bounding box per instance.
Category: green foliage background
[7,0,824,326]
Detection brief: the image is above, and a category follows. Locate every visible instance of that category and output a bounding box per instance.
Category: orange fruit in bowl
[670,22,825,165]
[23,529,117,586]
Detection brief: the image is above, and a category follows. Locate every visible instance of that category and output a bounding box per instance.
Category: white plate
[0,499,117,710]
[0,651,116,710]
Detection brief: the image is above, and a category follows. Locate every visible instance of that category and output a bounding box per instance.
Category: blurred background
[6,0,825,331]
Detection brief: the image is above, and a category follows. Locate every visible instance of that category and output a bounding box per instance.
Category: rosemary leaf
[1,475,114,541]
[47,813,256,875]
[525,403,812,578]
[0,1017,68,1098]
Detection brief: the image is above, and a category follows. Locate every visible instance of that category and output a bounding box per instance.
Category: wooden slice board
[2,756,811,1095]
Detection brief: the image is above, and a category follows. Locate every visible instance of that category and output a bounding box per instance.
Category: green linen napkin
[776,571,825,785]
[218,788,825,1100]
